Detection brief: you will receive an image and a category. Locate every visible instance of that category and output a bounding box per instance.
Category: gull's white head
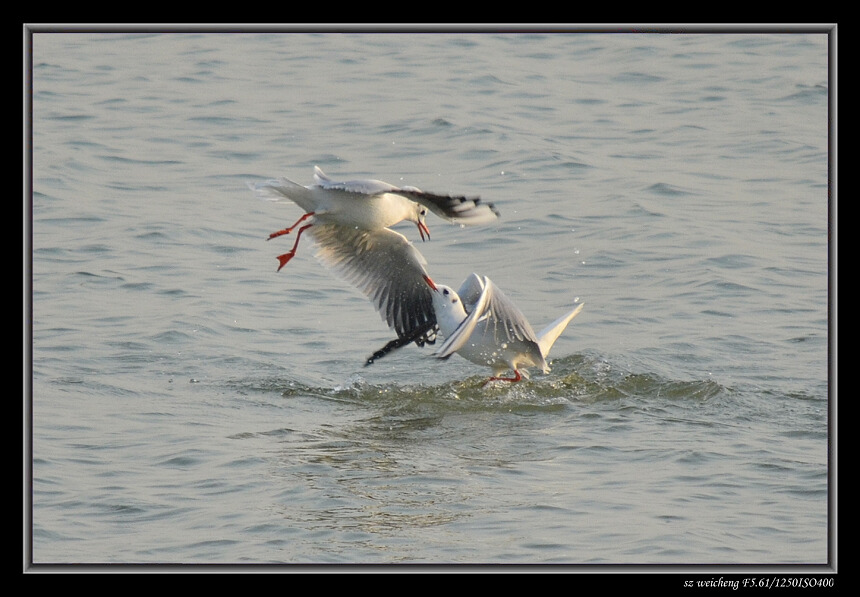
[424,275,467,326]
[411,204,430,241]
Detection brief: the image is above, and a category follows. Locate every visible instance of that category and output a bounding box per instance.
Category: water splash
[231,353,731,411]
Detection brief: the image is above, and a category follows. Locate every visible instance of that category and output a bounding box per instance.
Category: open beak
[417,221,431,241]
[422,274,437,290]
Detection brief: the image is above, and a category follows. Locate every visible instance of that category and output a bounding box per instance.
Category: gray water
[28,30,832,567]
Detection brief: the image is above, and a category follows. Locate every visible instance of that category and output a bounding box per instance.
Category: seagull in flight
[249,166,499,271]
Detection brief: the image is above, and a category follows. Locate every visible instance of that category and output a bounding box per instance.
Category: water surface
[29,30,831,566]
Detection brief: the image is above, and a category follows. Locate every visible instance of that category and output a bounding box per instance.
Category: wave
[230,353,731,411]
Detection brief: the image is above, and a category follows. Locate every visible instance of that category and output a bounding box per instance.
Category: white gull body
[249,166,499,271]
[424,273,584,383]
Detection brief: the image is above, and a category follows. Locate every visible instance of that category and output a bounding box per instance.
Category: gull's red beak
[423,274,437,290]
[417,221,431,241]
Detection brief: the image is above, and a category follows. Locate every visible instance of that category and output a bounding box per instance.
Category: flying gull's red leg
[275,223,314,272]
[268,212,315,241]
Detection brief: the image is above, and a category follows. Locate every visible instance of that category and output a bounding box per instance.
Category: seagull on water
[368,272,584,384]
[249,166,500,271]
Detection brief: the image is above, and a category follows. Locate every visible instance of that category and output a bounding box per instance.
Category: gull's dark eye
[443,289,449,295]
